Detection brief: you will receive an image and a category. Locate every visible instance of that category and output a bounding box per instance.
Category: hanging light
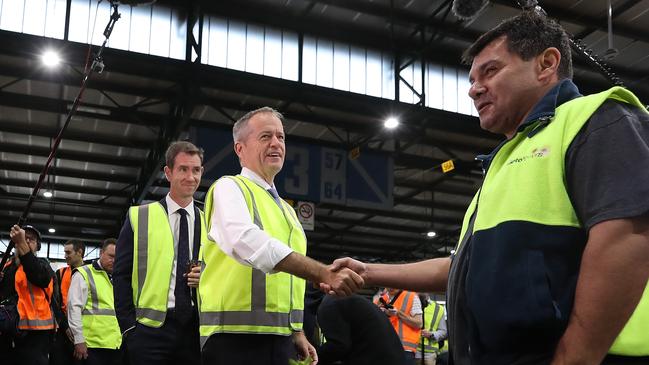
[48,227,56,233]
[41,50,61,68]
[384,117,399,129]
[426,231,437,238]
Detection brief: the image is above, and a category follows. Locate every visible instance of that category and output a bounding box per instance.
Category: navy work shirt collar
[478,79,582,173]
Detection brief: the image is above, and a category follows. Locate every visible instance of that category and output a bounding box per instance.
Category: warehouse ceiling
[1,0,648,263]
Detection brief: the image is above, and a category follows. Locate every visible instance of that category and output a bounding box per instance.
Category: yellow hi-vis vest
[457,86,648,357]
[199,175,307,348]
[76,264,121,349]
[128,202,210,327]
[422,302,446,354]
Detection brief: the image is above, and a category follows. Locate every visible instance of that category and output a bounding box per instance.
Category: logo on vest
[507,146,551,165]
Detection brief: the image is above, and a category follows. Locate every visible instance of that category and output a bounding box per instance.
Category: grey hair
[233,107,284,142]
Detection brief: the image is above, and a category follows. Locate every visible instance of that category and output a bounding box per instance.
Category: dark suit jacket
[318,295,407,365]
[113,198,202,333]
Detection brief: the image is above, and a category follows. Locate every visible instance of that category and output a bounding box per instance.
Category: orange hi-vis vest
[57,266,72,314]
[390,291,421,353]
[15,265,55,330]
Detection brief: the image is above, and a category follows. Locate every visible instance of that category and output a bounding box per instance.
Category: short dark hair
[462,11,573,79]
[165,141,204,169]
[64,239,85,256]
[101,238,117,251]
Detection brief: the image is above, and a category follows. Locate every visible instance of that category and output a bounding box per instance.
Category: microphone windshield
[452,0,490,20]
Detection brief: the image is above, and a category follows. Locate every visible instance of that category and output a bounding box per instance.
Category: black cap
[23,224,41,246]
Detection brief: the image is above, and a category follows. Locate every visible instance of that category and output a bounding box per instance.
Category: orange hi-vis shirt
[15,265,55,330]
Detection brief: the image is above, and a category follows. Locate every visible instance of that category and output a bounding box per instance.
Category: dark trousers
[125,309,200,365]
[202,333,293,365]
[404,351,417,365]
[82,348,121,365]
[3,330,54,365]
[50,327,74,365]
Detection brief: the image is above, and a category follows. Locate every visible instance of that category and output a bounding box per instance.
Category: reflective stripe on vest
[129,202,211,328]
[422,303,445,353]
[15,265,55,330]
[456,86,649,357]
[199,175,307,347]
[77,265,121,349]
[390,291,421,353]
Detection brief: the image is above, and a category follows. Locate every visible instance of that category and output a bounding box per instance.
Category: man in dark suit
[113,141,207,365]
[317,294,407,365]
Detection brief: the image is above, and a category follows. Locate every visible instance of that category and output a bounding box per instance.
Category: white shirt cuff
[247,239,294,273]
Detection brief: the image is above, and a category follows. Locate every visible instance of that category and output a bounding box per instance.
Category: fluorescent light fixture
[384,117,399,129]
[41,50,61,67]
[48,227,56,233]
[43,190,53,198]
[426,231,437,238]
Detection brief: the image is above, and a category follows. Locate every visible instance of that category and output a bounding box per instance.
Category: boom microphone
[452,0,490,20]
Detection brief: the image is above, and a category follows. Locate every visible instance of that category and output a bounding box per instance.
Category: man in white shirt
[200,107,363,365]
[67,239,120,365]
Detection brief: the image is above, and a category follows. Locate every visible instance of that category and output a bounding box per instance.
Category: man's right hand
[319,257,368,296]
[320,266,364,296]
[73,343,88,360]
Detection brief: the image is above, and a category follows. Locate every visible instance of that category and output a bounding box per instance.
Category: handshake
[317,257,367,297]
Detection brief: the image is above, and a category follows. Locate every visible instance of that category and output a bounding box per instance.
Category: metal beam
[491,0,649,45]
[0,142,143,168]
[318,202,462,225]
[0,215,115,231]
[396,178,478,196]
[316,215,457,236]
[0,120,155,149]
[1,178,132,198]
[0,191,125,211]
[1,201,120,222]
[0,90,163,127]
[0,161,136,185]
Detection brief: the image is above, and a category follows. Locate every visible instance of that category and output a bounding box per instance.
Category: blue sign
[191,126,393,210]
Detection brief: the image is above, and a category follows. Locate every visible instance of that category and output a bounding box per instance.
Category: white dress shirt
[67,261,106,345]
[209,167,294,273]
[165,194,195,309]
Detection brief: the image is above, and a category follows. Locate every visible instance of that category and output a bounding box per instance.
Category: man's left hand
[185,265,201,288]
[73,343,88,360]
[292,331,318,365]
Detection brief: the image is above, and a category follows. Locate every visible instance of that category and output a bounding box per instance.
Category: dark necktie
[174,208,192,323]
[267,187,282,208]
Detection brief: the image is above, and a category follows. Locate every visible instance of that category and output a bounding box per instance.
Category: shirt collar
[241,167,275,190]
[479,79,582,172]
[516,78,582,132]
[93,259,103,271]
[165,193,195,218]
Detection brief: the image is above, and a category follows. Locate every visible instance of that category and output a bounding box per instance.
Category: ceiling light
[48,227,56,233]
[41,50,61,67]
[43,190,53,198]
[426,230,437,238]
[384,117,399,129]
